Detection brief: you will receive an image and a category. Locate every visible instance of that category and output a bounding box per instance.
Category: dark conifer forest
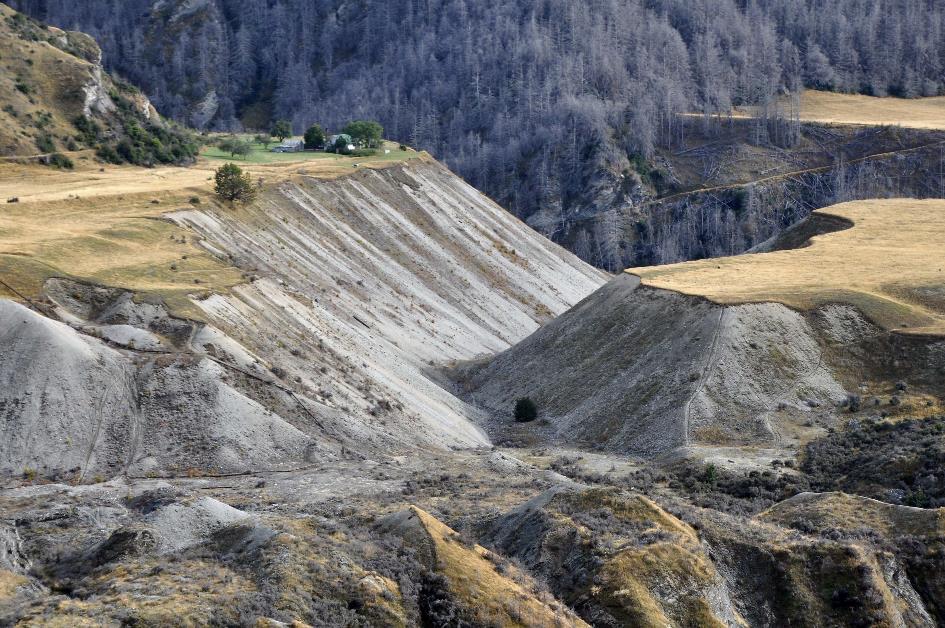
[14,0,945,266]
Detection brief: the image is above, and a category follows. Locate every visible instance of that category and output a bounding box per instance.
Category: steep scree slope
[456,274,846,456]
[0,161,607,480]
[458,201,945,456]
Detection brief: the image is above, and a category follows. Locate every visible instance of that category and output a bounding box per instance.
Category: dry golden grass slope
[0,149,431,203]
[725,89,945,130]
[628,199,945,335]
[392,507,589,627]
[0,3,123,156]
[799,90,945,130]
[0,152,430,318]
[0,159,238,318]
[557,490,744,628]
[759,492,945,539]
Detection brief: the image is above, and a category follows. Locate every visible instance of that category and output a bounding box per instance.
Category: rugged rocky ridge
[479,486,945,627]
[0,297,317,481]
[0,3,194,163]
[553,121,945,269]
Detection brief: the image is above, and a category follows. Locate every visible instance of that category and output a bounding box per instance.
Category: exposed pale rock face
[0,300,313,481]
[191,90,219,129]
[82,65,116,117]
[168,163,607,454]
[1,162,606,481]
[0,300,136,480]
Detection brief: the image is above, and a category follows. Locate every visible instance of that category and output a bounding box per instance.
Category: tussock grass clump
[47,152,73,169]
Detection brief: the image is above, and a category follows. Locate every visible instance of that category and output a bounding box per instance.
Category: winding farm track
[648,138,945,207]
[682,309,727,446]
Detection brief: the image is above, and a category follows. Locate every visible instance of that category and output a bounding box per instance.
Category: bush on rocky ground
[514,397,538,423]
[667,462,812,516]
[804,415,945,507]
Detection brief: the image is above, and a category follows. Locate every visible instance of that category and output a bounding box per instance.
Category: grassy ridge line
[627,199,945,335]
[718,90,945,131]
[0,147,429,204]
[404,506,589,627]
[0,149,430,318]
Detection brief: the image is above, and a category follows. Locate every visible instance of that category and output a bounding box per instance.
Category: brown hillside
[0,3,155,157]
[630,199,945,335]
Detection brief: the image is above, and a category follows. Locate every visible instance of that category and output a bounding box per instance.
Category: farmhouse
[272,139,304,153]
[328,134,356,153]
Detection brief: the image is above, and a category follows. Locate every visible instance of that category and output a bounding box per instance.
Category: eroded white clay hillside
[457,202,945,461]
[167,163,608,450]
[0,161,607,481]
[173,163,603,360]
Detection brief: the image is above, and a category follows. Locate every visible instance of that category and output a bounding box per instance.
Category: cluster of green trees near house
[211,118,386,203]
[216,119,384,158]
[299,119,384,154]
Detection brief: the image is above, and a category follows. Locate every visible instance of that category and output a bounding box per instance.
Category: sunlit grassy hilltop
[799,90,945,130]
[629,199,945,335]
[0,145,429,318]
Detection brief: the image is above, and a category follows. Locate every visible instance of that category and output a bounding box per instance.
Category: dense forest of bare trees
[13,0,945,265]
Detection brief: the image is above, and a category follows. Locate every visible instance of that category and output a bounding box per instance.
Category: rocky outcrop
[0,300,315,481]
[81,65,116,118]
[563,125,945,269]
